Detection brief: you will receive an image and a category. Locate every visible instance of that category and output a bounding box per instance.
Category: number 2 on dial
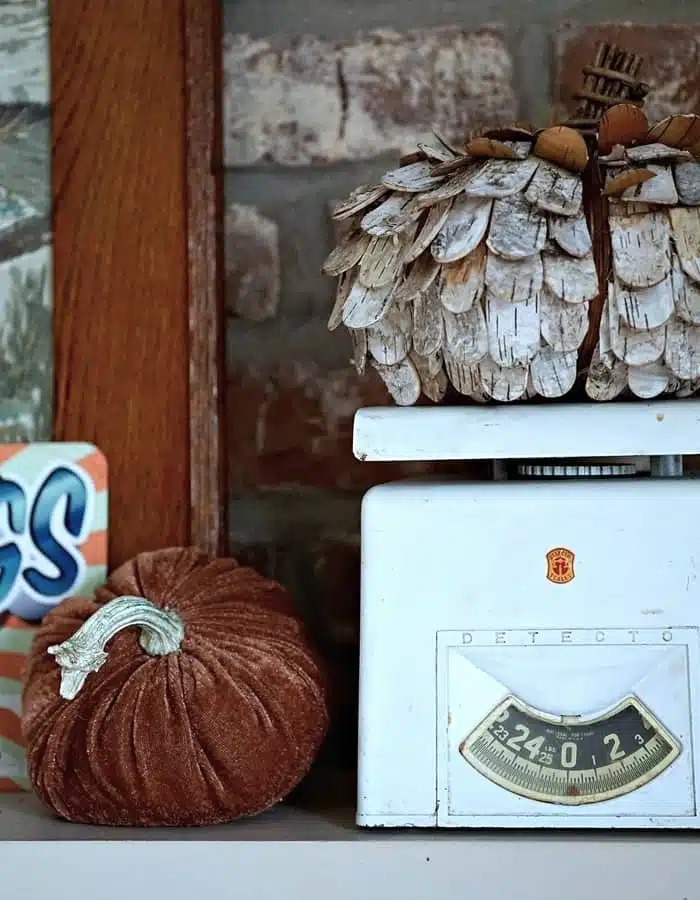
[603,732,626,760]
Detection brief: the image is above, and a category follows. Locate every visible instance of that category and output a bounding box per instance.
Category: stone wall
[222,9,700,763]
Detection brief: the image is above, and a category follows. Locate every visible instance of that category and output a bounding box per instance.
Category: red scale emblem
[546,547,575,584]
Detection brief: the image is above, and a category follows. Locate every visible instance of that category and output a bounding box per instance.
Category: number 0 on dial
[459,694,681,805]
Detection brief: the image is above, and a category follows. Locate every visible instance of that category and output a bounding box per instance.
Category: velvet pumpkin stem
[46,595,185,701]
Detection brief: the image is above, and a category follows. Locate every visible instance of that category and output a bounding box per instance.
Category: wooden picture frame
[51,0,226,568]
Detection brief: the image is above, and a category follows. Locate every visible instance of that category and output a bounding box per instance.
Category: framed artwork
[0,2,51,441]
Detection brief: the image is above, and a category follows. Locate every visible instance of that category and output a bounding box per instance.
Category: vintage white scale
[355,400,700,828]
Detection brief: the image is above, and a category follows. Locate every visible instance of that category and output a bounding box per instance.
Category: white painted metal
[356,398,700,829]
[353,400,700,461]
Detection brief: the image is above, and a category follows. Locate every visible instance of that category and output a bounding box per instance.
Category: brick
[340,27,516,161]
[226,360,473,490]
[222,27,516,166]
[224,203,280,321]
[227,360,396,489]
[222,34,342,165]
[554,24,700,125]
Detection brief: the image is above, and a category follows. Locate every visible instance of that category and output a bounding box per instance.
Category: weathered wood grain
[52,0,225,566]
[443,303,487,365]
[410,350,447,402]
[342,279,393,329]
[184,0,226,558]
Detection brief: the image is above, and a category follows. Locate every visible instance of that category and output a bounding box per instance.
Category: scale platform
[355,401,700,829]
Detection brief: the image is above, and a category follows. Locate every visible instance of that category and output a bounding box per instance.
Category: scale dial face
[459,694,681,806]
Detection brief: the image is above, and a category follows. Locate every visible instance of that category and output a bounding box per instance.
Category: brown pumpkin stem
[563,41,649,133]
[567,42,648,375]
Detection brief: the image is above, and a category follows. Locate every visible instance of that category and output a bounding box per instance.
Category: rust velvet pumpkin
[20,548,329,827]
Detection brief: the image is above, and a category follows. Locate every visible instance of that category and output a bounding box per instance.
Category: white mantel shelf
[1,794,700,899]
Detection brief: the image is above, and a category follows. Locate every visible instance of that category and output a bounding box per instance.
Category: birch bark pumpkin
[585,109,700,401]
[324,123,596,404]
[322,55,700,404]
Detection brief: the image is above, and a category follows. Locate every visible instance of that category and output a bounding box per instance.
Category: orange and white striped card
[0,443,108,789]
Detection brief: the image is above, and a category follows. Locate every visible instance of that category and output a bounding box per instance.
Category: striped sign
[0,443,108,789]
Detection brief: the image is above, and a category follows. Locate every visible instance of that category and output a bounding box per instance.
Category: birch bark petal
[614,271,675,330]
[371,358,422,406]
[540,289,589,351]
[485,251,542,303]
[366,303,412,365]
[442,302,488,365]
[627,363,670,398]
[431,196,493,264]
[609,208,671,289]
[412,283,444,356]
[524,160,583,216]
[548,212,592,257]
[669,207,700,284]
[438,245,486,313]
[478,357,528,401]
[485,293,540,367]
[342,279,395,329]
[530,346,577,398]
[463,157,539,199]
[487,195,547,260]
[543,251,598,304]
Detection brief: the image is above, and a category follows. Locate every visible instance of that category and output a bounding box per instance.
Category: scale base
[357,474,700,829]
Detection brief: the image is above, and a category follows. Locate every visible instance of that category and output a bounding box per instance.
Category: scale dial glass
[459,694,681,806]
